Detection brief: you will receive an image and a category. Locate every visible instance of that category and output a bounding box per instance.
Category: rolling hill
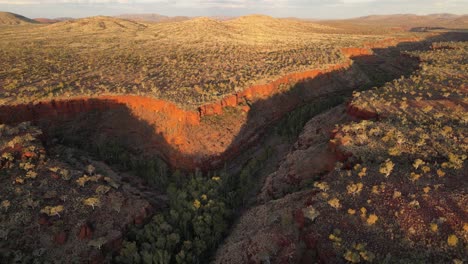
[0,9,466,264]
[43,16,147,32]
[0,14,372,107]
[226,14,336,36]
[0,11,37,25]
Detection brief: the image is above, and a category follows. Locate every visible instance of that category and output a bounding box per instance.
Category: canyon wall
[0,37,421,170]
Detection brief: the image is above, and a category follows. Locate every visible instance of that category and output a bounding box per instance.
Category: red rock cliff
[0,37,420,170]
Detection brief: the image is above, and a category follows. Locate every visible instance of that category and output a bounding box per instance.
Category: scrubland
[0,12,466,264]
[0,15,421,107]
[216,41,467,263]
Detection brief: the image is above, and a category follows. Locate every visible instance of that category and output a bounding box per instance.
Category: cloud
[0,0,348,6]
[0,0,155,4]
[342,0,376,3]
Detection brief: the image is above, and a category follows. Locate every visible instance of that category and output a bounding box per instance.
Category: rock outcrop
[0,37,420,170]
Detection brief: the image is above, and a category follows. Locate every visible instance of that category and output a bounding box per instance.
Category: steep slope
[0,11,37,25]
[0,57,366,170]
[215,41,467,263]
[0,122,154,263]
[0,36,423,170]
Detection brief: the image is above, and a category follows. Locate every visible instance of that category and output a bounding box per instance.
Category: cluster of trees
[49,119,273,263]
[92,140,171,188]
[111,148,272,264]
[103,95,351,263]
[43,91,348,264]
[115,173,228,264]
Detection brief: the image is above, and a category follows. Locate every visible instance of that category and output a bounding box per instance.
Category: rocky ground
[0,122,157,263]
[0,16,466,263]
[214,42,467,263]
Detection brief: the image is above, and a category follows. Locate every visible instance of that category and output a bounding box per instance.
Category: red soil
[0,37,420,170]
[198,62,351,117]
[341,47,373,57]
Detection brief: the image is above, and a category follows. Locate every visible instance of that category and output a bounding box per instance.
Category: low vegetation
[0,15,421,107]
[318,41,467,262]
[213,40,466,264]
[0,122,151,263]
[0,11,38,25]
[0,10,466,264]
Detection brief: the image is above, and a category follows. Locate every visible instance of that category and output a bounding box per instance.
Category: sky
[0,0,467,19]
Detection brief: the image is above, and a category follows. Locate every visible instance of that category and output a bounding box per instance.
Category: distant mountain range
[115,14,237,22]
[1,11,467,30]
[115,13,191,23]
[43,16,148,33]
[340,13,468,29]
[33,17,74,24]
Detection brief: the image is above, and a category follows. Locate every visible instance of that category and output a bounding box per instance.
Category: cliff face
[341,47,373,57]
[214,41,468,264]
[198,62,352,116]
[214,105,352,264]
[0,37,420,170]
[0,62,363,170]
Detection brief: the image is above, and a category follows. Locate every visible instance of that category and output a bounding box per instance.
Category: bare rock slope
[215,42,467,264]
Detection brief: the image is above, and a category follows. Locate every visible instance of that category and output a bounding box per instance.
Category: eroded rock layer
[0,38,420,170]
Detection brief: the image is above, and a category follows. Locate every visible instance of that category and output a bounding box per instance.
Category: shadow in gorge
[210,32,467,171]
[0,32,466,177]
[0,31,466,264]
[0,98,183,188]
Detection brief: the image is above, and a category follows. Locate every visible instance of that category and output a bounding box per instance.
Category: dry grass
[0,15,422,108]
[0,11,37,25]
[321,14,468,33]
[215,41,467,263]
[0,122,152,263]
[319,41,467,262]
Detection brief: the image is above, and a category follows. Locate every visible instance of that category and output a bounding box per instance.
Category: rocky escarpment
[0,37,421,170]
[0,63,364,170]
[215,106,350,263]
[259,105,351,201]
[215,97,467,264]
[214,41,468,263]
